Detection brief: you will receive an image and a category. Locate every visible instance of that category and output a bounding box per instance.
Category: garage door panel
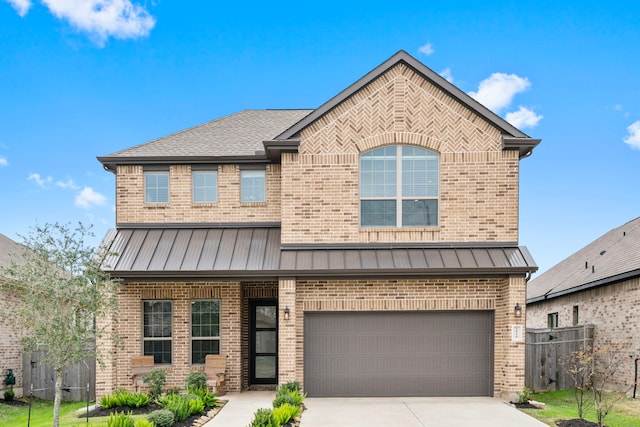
[304,311,493,397]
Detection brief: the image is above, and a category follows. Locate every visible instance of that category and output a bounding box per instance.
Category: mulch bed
[556,420,601,427]
[512,402,540,409]
[1,399,29,407]
[83,400,227,427]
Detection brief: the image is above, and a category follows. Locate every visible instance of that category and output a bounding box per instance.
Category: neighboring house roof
[527,217,640,303]
[100,226,538,281]
[98,109,312,171]
[0,233,26,271]
[98,51,540,172]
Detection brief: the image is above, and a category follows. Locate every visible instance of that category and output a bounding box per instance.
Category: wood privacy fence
[525,324,595,392]
[22,350,96,402]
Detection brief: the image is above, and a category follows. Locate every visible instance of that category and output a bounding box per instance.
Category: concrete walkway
[204,391,275,427]
[300,397,548,427]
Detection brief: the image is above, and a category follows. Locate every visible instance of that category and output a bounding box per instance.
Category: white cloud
[505,106,543,129]
[56,178,80,189]
[0,156,7,166]
[5,0,155,44]
[75,186,106,209]
[623,121,640,150]
[5,0,31,16]
[418,43,434,56]
[469,73,531,112]
[28,173,52,188]
[440,67,453,83]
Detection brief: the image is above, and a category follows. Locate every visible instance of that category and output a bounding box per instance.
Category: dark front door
[250,299,278,384]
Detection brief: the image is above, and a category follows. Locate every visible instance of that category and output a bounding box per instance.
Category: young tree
[563,347,595,419]
[590,344,631,427]
[0,223,119,427]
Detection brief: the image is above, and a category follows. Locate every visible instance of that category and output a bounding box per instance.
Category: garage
[303,311,493,397]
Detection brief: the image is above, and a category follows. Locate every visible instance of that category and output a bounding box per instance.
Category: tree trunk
[52,368,63,427]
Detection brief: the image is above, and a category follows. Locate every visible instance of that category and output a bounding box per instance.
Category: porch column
[278,277,297,385]
[495,275,527,400]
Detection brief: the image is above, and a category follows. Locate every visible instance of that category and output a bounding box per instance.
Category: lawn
[0,399,148,427]
[519,390,640,427]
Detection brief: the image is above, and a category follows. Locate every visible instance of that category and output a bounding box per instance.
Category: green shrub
[158,393,193,422]
[277,382,300,394]
[101,389,133,409]
[4,386,15,402]
[284,390,305,407]
[272,392,296,408]
[517,387,533,404]
[107,411,135,427]
[188,396,205,416]
[248,408,277,427]
[147,409,174,427]
[134,420,155,427]
[127,391,151,408]
[190,386,218,407]
[272,403,302,426]
[143,369,167,400]
[185,371,208,391]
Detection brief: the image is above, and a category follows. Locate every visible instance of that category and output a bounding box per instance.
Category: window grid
[360,145,439,227]
[191,300,221,364]
[192,171,218,203]
[143,300,172,364]
[144,172,169,203]
[241,170,266,202]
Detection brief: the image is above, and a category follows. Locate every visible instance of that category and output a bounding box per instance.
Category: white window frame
[191,299,221,364]
[144,171,169,204]
[192,170,218,203]
[360,145,439,227]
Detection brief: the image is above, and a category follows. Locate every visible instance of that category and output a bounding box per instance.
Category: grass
[0,399,149,426]
[519,390,640,427]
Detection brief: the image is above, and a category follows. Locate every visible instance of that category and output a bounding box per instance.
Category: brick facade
[0,290,23,397]
[97,53,535,400]
[526,277,640,390]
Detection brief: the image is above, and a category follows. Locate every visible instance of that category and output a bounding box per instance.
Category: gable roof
[98,109,312,171]
[527,217,640,303]
[101,226,538,281]
[273,50,540,158]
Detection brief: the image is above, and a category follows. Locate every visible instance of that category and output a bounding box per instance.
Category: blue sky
[1,1,639,275]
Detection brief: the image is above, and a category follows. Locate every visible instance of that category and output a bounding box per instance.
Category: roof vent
[592,265,595,273]
[624,231,627,236]
[600,250,606,256]
[585,261,588,269]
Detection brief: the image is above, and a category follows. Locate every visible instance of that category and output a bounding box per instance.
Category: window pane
[143,301,172,338]
[361,200,396,226]
[255,356,276,379]
[402,199,438,226]
[256,331,277,353]
[255,306,276,328]
[191,300,220,337]
[144,340,172,364]
[241,170,266,202]
[193,171,217,203]
[191,339,220,364]
[402,146,438,198]
[360,147,396,198]
[145,172,169,203]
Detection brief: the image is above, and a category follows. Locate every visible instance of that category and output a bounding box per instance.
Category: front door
[250,299,278,384]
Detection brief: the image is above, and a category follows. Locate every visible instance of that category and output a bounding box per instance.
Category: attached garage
[304,311,494,397]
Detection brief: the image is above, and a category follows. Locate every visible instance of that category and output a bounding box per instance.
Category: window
[193,171,217,203]
[143,301,172,364]
[548,312,558,329]
[360,145,438,227]
[191,300,221,364]
[572,305,579,326]
[241,170,266,202]
[145,172,169,203]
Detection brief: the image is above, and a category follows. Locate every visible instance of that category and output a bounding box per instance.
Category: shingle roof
[101,227,538,281]
[98,109,312,170]
[527,217,640,303]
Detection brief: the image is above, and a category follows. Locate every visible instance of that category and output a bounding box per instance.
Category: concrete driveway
[300,397,548,427]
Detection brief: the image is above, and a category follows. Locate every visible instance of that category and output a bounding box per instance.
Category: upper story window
[241,169,266,202]
[145,171,169,203]
[193,170,218,203]
[360,145,439,227]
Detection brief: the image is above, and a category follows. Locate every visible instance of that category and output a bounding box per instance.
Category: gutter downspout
[634,358,639,398]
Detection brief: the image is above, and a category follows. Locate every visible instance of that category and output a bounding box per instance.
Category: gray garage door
[304,311,493,397]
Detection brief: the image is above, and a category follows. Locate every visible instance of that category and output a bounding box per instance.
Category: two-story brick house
[96,51,540,399]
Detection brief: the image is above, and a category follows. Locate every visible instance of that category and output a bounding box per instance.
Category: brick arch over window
[360,144,439,228]
[355,132,443,154]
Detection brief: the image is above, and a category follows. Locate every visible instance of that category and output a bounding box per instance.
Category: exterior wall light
[284,307,290,321]
[514,303,522,318]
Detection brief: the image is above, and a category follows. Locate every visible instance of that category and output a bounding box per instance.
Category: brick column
[278,278,297,385]
[221,281,242,392]
[495,275,527,400]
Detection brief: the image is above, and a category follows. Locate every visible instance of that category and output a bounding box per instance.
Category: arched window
[360,145,439,227]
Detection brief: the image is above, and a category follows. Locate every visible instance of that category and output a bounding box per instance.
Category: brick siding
[0,290,23,397]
